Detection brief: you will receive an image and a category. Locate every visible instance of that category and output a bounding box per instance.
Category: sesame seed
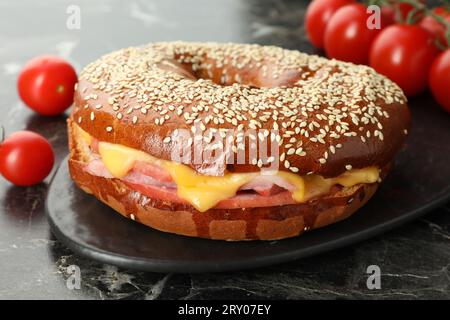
[284,160,290,168]
[257,159,263,168]
[345,164,352,170]
[106,126,113,132]
[78,42,406,172]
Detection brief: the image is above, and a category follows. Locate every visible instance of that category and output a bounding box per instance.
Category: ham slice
[240,175,296,196]
[125,170,176,188]
[133,161,173,183]
[216,191,295,208]
[85,159,176,188]
[125,181,296,208]
[85,159,113,178]
[83,156,297,209]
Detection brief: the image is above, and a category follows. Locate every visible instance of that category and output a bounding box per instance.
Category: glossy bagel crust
[72,42,410,177]
[68,42,409,241]
[69,118,387,240]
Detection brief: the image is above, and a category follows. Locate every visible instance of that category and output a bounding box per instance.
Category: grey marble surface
[0,0,449,299]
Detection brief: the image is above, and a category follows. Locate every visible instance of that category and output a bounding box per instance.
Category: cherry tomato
[420,7,450,48]
[381,5,397,27]
[369,24,440,97]
[324,3,384,65]
[429,49,450,113]
[378,1,425,24]
[0,131,54,186]
[17,55,77,116]
[397,2,424,21]
[304,0,355,49]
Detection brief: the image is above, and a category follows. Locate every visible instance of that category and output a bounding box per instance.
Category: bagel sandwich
[68,42,410,241]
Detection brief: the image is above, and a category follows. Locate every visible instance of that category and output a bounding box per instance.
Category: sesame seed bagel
[68,41,410,240]
[73,41,409,177]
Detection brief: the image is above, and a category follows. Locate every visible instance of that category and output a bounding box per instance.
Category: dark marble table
[0,0,449,299]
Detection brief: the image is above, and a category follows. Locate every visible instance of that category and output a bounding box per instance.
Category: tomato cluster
[0,56,77,186]
[305,0,450,113]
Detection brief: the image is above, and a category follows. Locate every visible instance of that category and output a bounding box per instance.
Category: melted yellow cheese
[95,140,379,212]
[74,124,92,145]
[98,143,146,178]
[96,141,259,211]
[302,167,379,200]
[163,161,257,212]
[277,171,305,202]
[332,167,379,187]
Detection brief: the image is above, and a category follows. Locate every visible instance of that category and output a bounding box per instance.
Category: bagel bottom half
[68,123,381,241]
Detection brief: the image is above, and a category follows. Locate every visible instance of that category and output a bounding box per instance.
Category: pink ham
[216,191,296,208]
[125,170,176,188]
[83,157,297,209]
[133,161,173,183]
[240,175,296,196]
[125,181,296,209]
[84,160,176,188]
[85,159,113,178]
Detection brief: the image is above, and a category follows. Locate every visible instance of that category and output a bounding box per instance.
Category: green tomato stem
[442,0,450,12]
[365,0,388,7]
[428,7,450,49]
[0,126,4,144]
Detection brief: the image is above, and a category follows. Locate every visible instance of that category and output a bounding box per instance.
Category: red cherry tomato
[369,24,440,97]
[17,55,77,116]
[429,49,450,113]
[394,0,425,22]
[381,5,397,27]
[420,7,450,48]
[304,0,355,49]
[0,131,54,186]
[324,3,384,65]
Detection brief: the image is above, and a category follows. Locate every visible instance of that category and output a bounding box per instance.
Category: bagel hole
[160,58,301,88]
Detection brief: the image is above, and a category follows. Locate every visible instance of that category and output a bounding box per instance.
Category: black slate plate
[46,96,450,273]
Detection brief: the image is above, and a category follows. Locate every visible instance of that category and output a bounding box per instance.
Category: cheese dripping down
[96,140,379,212]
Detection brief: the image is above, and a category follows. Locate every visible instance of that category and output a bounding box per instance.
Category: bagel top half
[71,42,409,179]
